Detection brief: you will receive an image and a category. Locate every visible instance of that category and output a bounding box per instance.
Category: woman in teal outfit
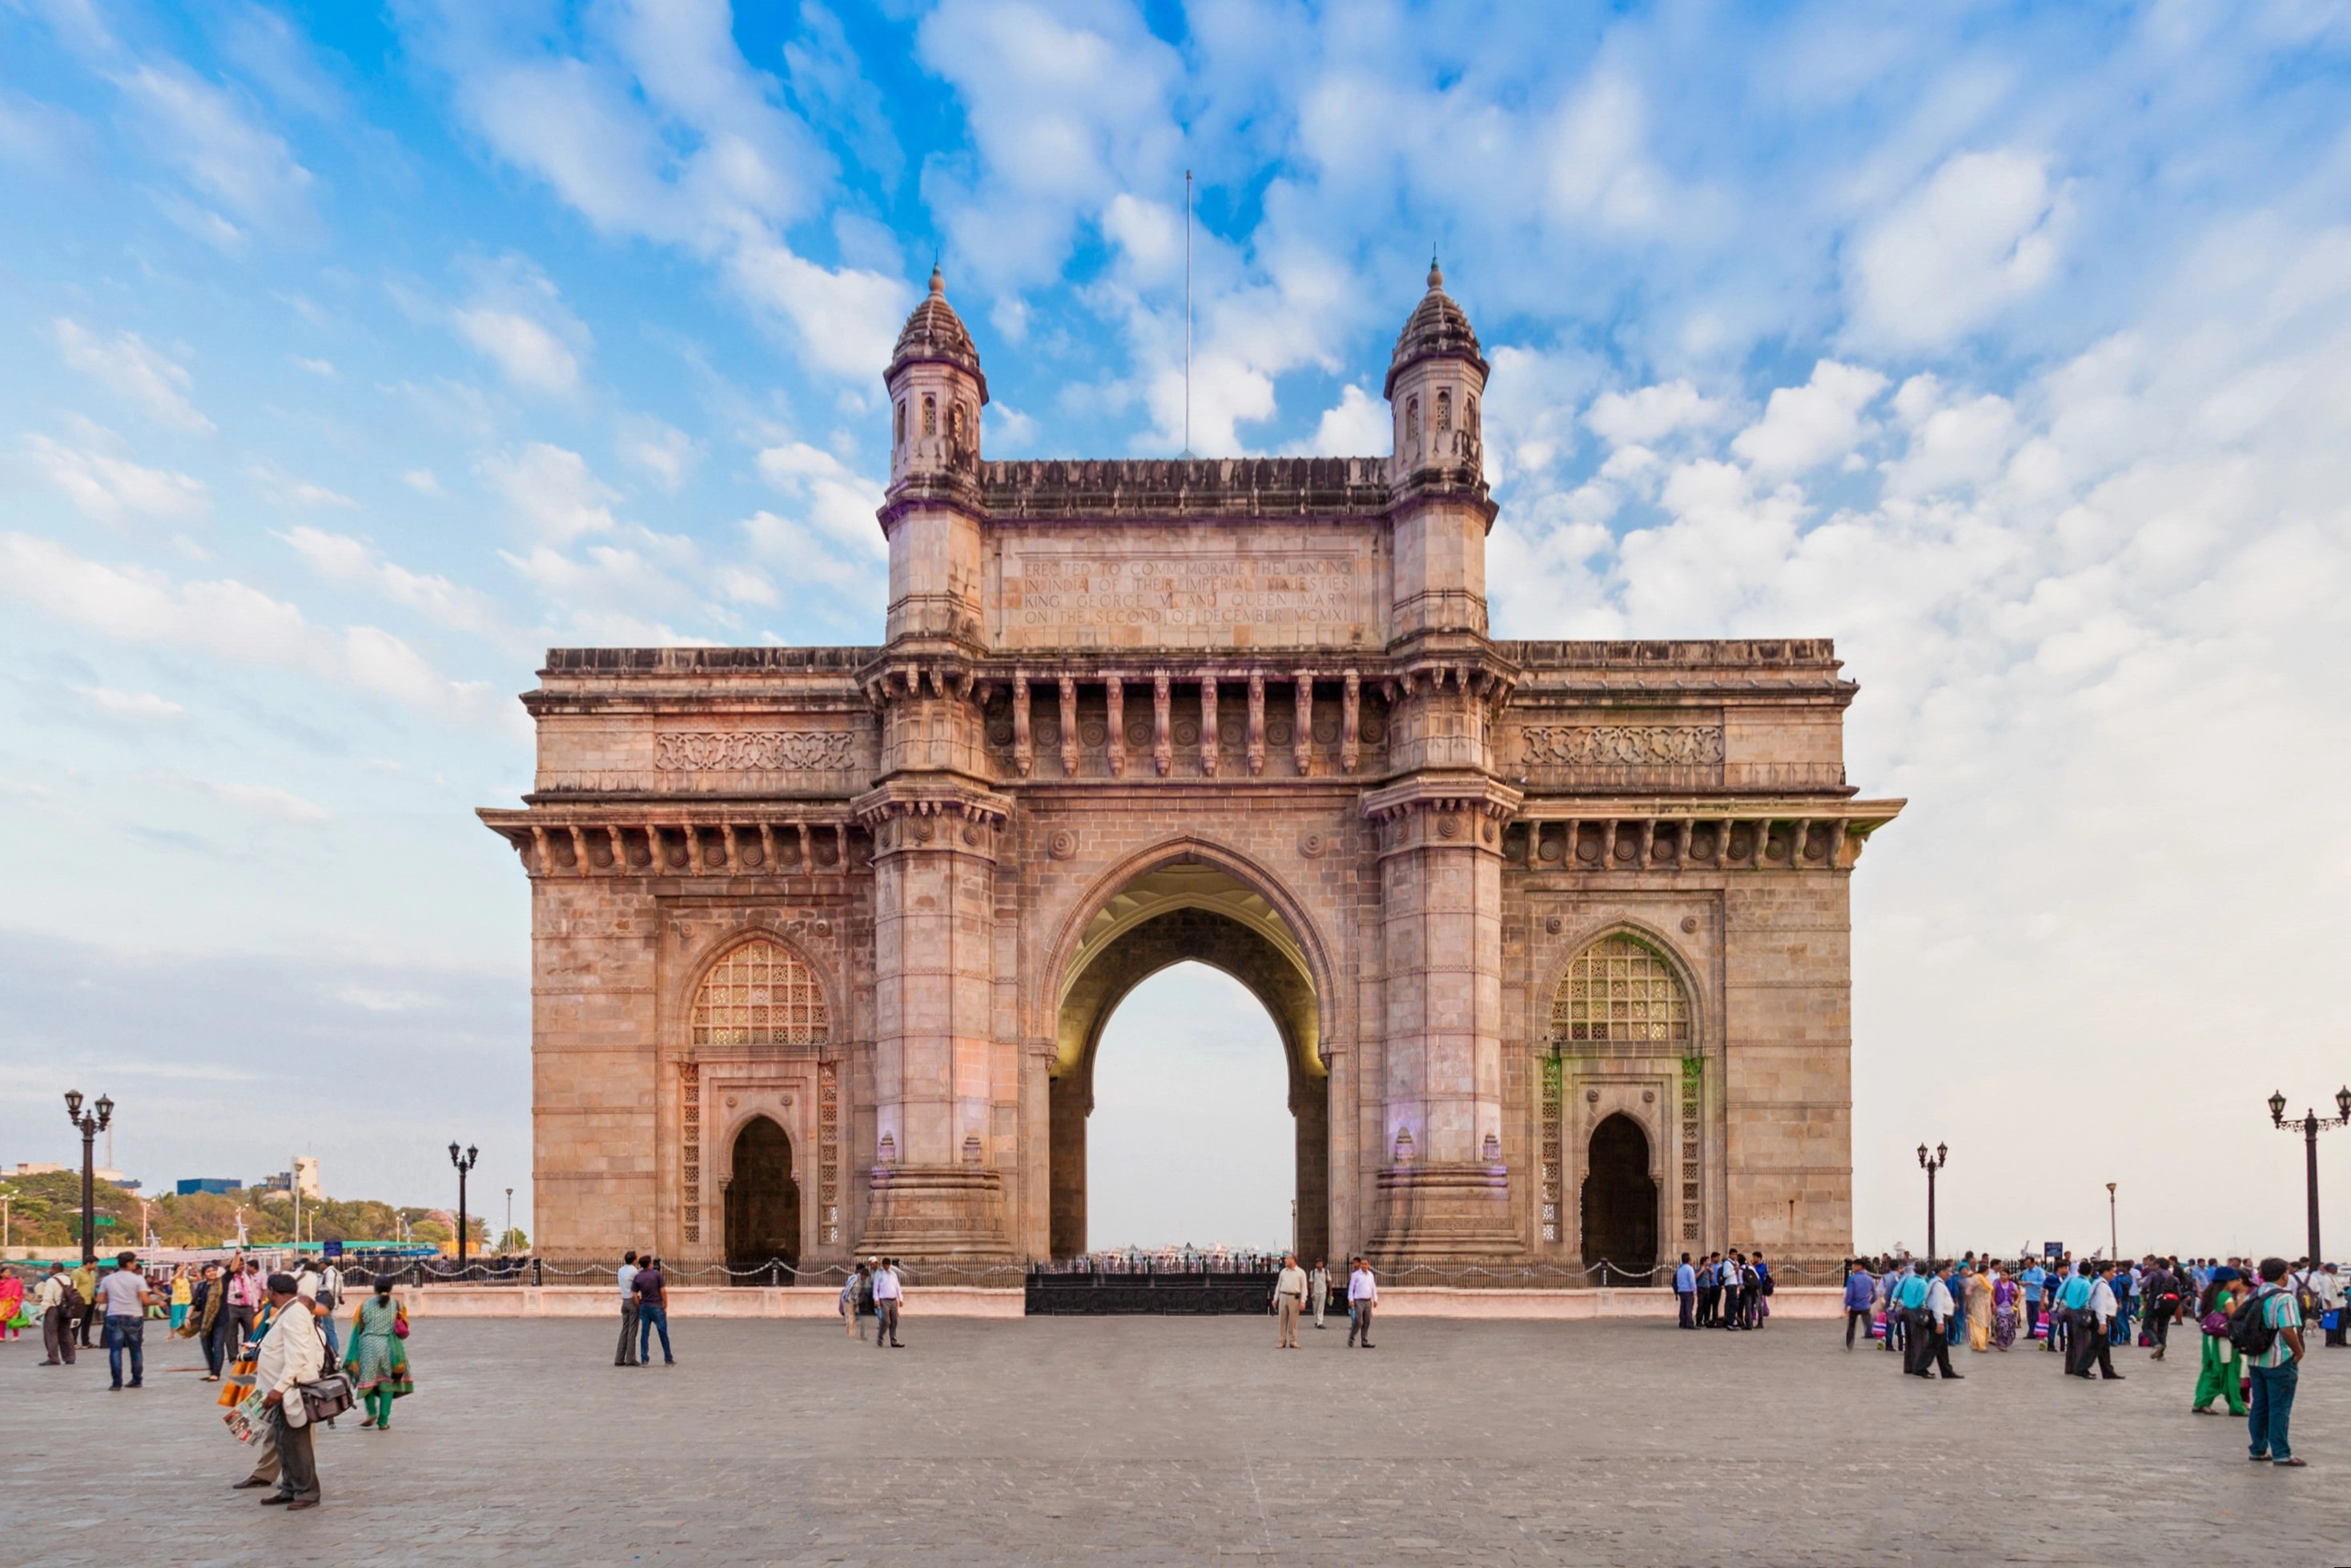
[347,1277,414,1429]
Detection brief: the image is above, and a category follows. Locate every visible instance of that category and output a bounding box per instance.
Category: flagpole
[1184,170,1193,459]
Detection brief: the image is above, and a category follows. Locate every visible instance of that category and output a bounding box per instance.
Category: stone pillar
[855,786,1015,1260]
[1048,1064,1089,1258]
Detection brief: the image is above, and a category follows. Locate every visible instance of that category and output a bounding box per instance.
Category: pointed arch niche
[678,935,838,1260]
[1540,931,1702,1264]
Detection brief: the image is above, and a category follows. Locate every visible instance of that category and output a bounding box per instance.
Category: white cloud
[754,442,886,559]
[1285,384,1388,456]
[0,533,508,729]
[452,307,580,394]
[247,460,357,509]
[71,685,183,720]
[616,414,697,492]
[1583,380,1726,448]
[113,61,314,239]
[405,0,903,381]
[54,320,214,432]
[447,254,589,395]
[174,776,332,824]
[402,468,444,495]
[278,526,512,641]
[479,443,618,544]
[1731,360,1891,479]
[290,355,335,376]
[1848,149,2069,348]
[1882,374,2020,497]
[25,432,210,525]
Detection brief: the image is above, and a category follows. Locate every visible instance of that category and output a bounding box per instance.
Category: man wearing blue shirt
[2056,1262,2096,1376]
[1674,1253,1697,1329]
[1843,1260,1875,1349]
[1894,1264,1932,1375]
[2020,1261,2047,1343]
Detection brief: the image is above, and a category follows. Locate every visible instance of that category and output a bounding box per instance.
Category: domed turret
[885,268,987,486]
[1384,259,1488,488]
[889,267,987,392]
[1383,259,1485,400]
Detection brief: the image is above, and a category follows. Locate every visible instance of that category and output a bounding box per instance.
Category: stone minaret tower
[1368,262,1522,1262]
[859,270,1015,1257]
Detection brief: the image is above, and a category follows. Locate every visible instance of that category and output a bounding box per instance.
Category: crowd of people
[1842,1252,2338,1465]
[6,1250,416,1510]
[1669,1251,1776,1329]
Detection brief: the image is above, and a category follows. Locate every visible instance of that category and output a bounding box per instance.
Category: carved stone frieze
[653,730,856,772]
[1520,724,1725,768]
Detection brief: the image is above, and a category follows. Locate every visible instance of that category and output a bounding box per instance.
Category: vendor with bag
[242,1272,328,1511]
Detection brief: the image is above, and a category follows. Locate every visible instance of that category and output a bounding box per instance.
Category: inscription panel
[991,529,1386,650]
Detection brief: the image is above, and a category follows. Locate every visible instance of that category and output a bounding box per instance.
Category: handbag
[392,1306,409,1341]
[298,1372,356,1425]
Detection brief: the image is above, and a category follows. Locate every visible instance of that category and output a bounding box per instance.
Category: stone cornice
[478,807,872,879]
[1503,798,1906,873]
[1361,771,1525,823]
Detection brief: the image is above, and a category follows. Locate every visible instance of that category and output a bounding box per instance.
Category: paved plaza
[6,1315,2348,1563]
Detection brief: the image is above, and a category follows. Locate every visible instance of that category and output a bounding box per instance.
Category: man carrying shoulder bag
[247,1272,330,1510]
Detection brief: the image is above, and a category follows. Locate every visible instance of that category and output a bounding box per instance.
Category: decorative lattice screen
[1552,934,1690,1043]
[691,938,830,1047]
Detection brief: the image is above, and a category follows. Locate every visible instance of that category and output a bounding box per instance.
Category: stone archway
[725,1115,802,1276]
[1049,862,1326,1262]
[1581,1112,1657,1273]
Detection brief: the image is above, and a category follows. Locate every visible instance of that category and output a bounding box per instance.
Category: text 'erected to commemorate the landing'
[1007,553,1365,633]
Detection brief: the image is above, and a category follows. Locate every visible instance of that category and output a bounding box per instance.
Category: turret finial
[929,262,944,297]
[1428,254,1443,291]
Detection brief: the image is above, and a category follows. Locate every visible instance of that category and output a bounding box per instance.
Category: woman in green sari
[348,1277,413,1429]
[2191,1268,2247,1416]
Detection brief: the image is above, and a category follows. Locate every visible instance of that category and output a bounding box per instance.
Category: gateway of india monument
[480,264,1903,1280]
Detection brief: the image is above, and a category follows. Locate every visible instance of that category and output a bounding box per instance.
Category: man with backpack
[2236,1256,2307,1465]
[35,1261,78,1364]
[2142,1257,2184,1361]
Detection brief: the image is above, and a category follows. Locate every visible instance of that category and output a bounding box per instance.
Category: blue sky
[3,0,2349,1255]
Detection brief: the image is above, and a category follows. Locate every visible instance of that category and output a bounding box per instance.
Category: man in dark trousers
[1915,1261,1963,1378]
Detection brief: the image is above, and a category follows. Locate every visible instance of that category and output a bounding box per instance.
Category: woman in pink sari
[0,1269,26,1340]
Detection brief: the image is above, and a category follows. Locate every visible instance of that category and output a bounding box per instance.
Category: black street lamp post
[2269,1088,2351,1266]
[63,1090,113,1267]
[1917,1142,1947,1262]
[449,1142,479,1269]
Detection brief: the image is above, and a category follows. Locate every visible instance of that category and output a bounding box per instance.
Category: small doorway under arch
[1581,1113,1657,1275]
[725,1116,801,1280]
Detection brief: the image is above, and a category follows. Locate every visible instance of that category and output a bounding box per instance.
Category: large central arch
[1047,854,1328,1262]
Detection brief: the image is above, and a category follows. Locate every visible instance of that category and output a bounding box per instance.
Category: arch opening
[1581,1112,1657,1272]
[725,1115,801,1278]
[1049,858,1327,1263]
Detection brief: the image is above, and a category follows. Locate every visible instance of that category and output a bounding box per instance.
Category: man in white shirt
[1272,1254,1308,1349]
[872,1257,905,1349]
[97,1251,159,1389]
[1308,1260,1330,1330]
[614,1250,641,1367]
[1916,1263,1962,1379]
[2317,1262,2346,1348]
[1346,1257,1378,1349]
[2080,1261,2124,1381]
[248,1272,327,1510]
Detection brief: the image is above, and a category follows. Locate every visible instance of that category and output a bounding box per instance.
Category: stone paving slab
[4,1316,2347,1564]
